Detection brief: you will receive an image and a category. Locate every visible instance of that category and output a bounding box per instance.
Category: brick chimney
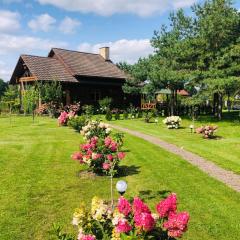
[99,47,110,61]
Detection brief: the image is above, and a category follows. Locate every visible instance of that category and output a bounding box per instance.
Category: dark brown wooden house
[10,47,127,106]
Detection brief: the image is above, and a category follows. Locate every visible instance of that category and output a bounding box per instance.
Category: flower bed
[163,116,181,129]
[54,193,190,240]
[196,125,218,138]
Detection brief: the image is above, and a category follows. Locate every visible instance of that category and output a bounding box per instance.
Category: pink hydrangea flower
[117,152,126,160]
[71,152,83,161]
[156,193,177,218]
[134,212,155,232]
[116,219,132,233]
[103,162,111,170]
[92,153,102,160]
[58,111,68,125]
[110,142,118,152]
[133,197,151,215]
[90,136,98,145]
[78,233,96,240]
[117,196,131,216]
[81,143,91,151]
[163,211,190,238]
[107,154,114,161]
[104,137,112,147]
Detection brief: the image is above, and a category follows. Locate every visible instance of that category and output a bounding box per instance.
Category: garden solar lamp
[189,124,194,133]
[116,180,128,196]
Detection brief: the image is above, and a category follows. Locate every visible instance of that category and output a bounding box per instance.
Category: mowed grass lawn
[0,116,240,240]
[109,113,240,174]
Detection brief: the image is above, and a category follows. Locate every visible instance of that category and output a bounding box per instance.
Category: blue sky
[0,0,239,81]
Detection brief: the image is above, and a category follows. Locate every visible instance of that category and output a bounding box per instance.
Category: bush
[82,105,94,119]
[137,110,143,118]
[163,116,181,129]
[123,110,128,119]
[196,125,218,138]
[68,115,87,131]
[105,110,112,121]
[99,97,112,113]
[144,111,152,123]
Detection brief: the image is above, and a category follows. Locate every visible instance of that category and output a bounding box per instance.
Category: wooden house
[10,47,127,106]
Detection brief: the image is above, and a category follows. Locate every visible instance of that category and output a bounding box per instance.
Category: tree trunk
[217,93,223,120]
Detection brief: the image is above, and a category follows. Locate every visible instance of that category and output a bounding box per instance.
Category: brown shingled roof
[21,55,78,83]
[50,48,126,79]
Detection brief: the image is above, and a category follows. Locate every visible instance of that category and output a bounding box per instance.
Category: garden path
[111,124,240,192]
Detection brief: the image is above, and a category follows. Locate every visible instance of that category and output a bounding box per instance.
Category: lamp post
[116,180,128,196]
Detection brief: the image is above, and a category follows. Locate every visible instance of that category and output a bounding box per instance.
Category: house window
[90,89,101,101]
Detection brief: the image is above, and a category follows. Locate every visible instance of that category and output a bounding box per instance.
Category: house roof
[9,47,126,84]
[49,48,126,79]
[21,55,78,83]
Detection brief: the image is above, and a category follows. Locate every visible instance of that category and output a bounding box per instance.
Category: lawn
[0,116,240,239]
[108,112,240,174]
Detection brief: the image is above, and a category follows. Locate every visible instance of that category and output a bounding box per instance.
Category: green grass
[108,113,240,174]
[0,116,240,239]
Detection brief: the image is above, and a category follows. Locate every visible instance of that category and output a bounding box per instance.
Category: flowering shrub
[71,135,125,175]
[196,125,218,138]
[54,194,189,240]
[58,111,76,126]
[80,121,111,140]
[163,116,181,129]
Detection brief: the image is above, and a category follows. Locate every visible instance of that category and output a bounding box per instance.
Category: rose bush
[196,125,218,138]
[163,116,182,129]
[53,193,190,240]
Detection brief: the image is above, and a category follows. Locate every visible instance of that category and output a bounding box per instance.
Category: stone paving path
[111,125,240,192]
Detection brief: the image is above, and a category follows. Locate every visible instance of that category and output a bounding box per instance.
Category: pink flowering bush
[54,194,189,240]
[196,125,218,138]
[58,110,76,126]
[71,135,125,175]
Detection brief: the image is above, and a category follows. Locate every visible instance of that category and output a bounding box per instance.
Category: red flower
[107,154,114,161]
[163,211,190,238]
[103,162,111,170]
[117,152,125,160]
[71,152,83,161]
[134,212,155,232]
[116,219,132,233]
[104,137,112,147]
[133,197,151,215]
[156,193,177,218]
[117,196,131,216]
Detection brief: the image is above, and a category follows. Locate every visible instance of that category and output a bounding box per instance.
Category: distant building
[10,47,127,106]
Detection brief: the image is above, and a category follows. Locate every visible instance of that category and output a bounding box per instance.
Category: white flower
[105,128,112,134]
[72,217,79,226]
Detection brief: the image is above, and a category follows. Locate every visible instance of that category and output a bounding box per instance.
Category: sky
[0,0,239,81]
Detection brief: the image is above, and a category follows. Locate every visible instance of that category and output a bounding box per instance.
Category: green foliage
[0,79,8,99]
[105,109,112,121]
[82,105,94,119]
[123,110,128,119]
[22,86,39,114]
[1,85,20,113]
[67,115,87,131]
[114,111,120,120]
[98,97,112,113]
[38,81,63,117]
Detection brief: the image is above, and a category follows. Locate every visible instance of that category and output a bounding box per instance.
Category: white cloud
[0,10,21,33]
[59,16,81,34]
[0,34,67,55]
[0,33,68,80]
[78,39,153,63]
[28,13,56,32]
[0,61,12,81]
[37,0,198,17]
